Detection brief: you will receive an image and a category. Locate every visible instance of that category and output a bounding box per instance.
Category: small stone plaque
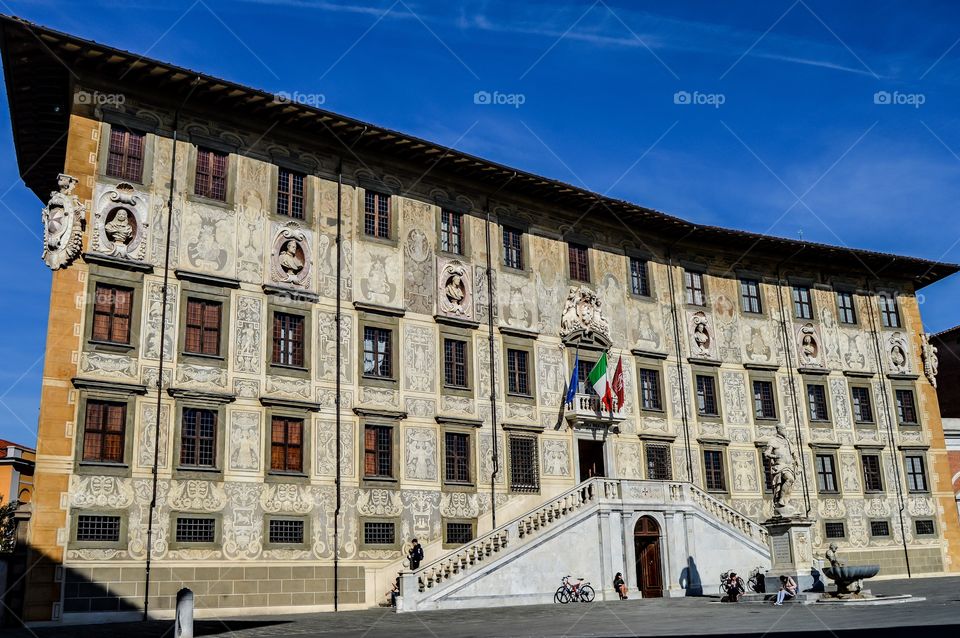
[771,533,793,565]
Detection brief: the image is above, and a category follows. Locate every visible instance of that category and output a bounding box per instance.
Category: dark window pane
[630,258,650,296]
[645,444,672,480]
[364,191,390,238]
[837,291,857,324]
[76,515,121,542]
[272,312,304,367]
[364,521,395,545]
[92,284,133,344]
[269,519,305,544]
[364,425,393,478]
[277,168,305,219]
[106,128,145,182]
[446,522,473,545]
[440,210,463,255]
[870,520,890,537]
[509,436,539,493]
[194,148,228,201]
[915,519,935,535]
[175,517,216,543]
[640,369,662,411]
[685,271,705,306]
[896,389,917,425]
[793,286,813,319]
[905,455,928,492]
[862,454,883,492]
[696,375,718,416]
[363,327,392,378]
[703,450,725,491]
[502,227,523,269]
[507,349,529,396]
[270,417,303,473]
[568,244,589,282]
[83,400,126,463]
[444,339,467,388]
[753,380,776,419]
[445,431,470,483]
[825,521,845,538]
[815,454,838,492]
[879,294,901,328]
[807,385,829,422]
[180,408,217,467]
[740,279,762,314]
[852,387,874,423]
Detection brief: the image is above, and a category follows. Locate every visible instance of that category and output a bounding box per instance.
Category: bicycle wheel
[558,589,572,604]
[579,585,595,602]
[554,587,566,604]
[719,584,727,597]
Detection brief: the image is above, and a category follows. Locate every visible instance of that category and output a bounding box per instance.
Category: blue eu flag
[564,352,579,405]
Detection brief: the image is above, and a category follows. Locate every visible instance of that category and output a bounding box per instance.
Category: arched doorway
[634,516,663,598]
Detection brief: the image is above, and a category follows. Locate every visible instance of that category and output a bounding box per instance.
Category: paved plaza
[7,575,960,637]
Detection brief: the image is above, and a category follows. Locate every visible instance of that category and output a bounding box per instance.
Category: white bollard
[175,587,194,638]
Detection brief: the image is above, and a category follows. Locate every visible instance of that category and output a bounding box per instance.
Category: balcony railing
[564,392,626,424]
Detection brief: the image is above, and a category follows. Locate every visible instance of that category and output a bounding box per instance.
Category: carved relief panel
[437,257,474,321]
[92,182,149,261]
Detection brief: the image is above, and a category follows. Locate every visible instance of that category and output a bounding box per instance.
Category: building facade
[0,439,34,505]
[932,326,960,519]
[2,16,959,624]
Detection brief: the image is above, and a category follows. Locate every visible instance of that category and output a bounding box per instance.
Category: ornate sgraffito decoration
[888,332,909,374]
[404,227,434,314]
[270,221,311,287]
[797,323,822,367]
[921,332,939,388]
[541,439,570,476]
[92,183,149,261]
[690,311,711,358]
[41,173,85,269]
[437,257,473,319]
[559,285,610,347]
[404,427,438,481]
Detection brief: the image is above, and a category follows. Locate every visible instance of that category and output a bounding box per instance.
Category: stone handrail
[680,482,769,545]
[413,478,609,593]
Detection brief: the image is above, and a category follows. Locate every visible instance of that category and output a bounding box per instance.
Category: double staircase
[398,478,770,611]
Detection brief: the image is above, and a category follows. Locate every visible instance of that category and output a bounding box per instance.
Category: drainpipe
[144,76,201,622]
[334,159,344,609]
[664,245,693,483]
[865,285,911,577]
[484,201,499,528]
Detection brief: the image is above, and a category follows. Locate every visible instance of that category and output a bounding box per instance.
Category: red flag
[611,356,625,411]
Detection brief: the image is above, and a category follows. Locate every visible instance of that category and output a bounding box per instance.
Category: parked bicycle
[554,575,596,603]
[747,566,766,593]
[718,570,746,599]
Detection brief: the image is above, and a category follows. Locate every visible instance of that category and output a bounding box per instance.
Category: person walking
[408,538,424,570]
[613,572,628,600]
[774,575,797,605]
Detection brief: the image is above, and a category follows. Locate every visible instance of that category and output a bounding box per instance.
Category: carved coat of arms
[559,286,610,344]
[41,173,85,269]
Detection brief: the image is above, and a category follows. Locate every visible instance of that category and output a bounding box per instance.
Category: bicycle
[555,575,596,603]
[718,570,745,600]
[747,566,765,593]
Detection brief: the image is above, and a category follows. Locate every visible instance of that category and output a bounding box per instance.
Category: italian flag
[587,353,624,412]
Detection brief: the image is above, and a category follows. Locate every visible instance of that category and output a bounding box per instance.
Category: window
[82,400,126,463]
[861,454,883,492]
[815,454,838,493]
[703,449,726,491]
[568,244,590,282]
[837,291,857,324]
[443,339,468,388]
[440,210,464,255]
[364,424,393,478]
[639,369,662,411]
[685,271,705,306]
[761,452,775,491]
[824,521,846,539]
[363,521,395,545]
[870,520,890,537]
[508,435,539,493]
[277,168,305,219]
[105,128,145,182]
[92,284,133,345]
[753,380,776,419]
[696,375,718,416]
[879,293,901,328]
[272,312,304,368]
[905,455,928,492]
[851,387,874,423]
[740,279,762,314]
[444,431,470,483]
[363,327,392,378]
[915,519,935,536]
[194,148,228,201]
[645,444,672,480]
[502,227,523,270]
[270,416,304,473]
[577,359,596,395]
[268,519,304,544]
[445,521,473,545]
[175,517,216,543]
[630,258,650,296]
[793,286,813,319]
[76,515,121,542]
[180,408,217,468]
[184,298,222,356]
[807,384,829,422]
[507,349,530,396]
[895,389,918,425]
[364,190,390,238]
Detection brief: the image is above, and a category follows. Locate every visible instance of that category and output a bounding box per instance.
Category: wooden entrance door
[634,516,663,598]
[577,439,605,480]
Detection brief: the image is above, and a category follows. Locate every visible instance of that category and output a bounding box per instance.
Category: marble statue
[691,311,711,357]
[921,332,939,388]
[763,424,798,517]
[798,324,820,367]
[437,259,471,317]
[41,173,85,269]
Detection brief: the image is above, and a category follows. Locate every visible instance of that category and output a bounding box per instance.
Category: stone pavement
[8,575,960,637]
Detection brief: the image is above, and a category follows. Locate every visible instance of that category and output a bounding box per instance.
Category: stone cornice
[354,301,405,317]
[167,387,236,404]
[262,284,319,304]
[71,377,148,395]
[82,252,153,273]
[435,416,483,428]
[260,396,323,412]
[353,407,407,420]
[175,269,241,289]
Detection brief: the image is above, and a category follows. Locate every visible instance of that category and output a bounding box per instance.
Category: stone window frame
[812,449,841,495]
[868,518,892,539]
[357,311,400,389]
[172,400,228,480]
[439,420,480,493]
[358,184,398,246]
[692,366,723,423]
[83,264,145,356]
[358,414,402,489]
[501,333,536,404]
[436,207,472,260]
[902,451,930,494]
[439,324,475,399]
[791,284,815,320]
[263,408,312,483]
[73,387,140,477]
[823,519,847,541]
[185,143,238,209]
[268,160,316,225]
[739,277,764,316]
[359,516,402,551]
[643,441,673,480]
[682,267,708,308]
[748,371,780,424]
[890,381,921,429]
[835,288,859,326]
[69,509,128,551]
[635,358,666,415]
[498,218,531,275]
[566,241,592,284]
[876,289,902,329]
[847,381,877,427]
[701,446,729,493]
[442,517,477,549]
[757,446,774,493]
[169,512,222,550]
[263,514,312,550]
[96,117,157,188]
[803,380,833,426]
[505,430,541,494]
[626,249,655,300]
[176,278,232,368]
[266,296,313,380]
[859,451,885,494]
[914,518,937,537]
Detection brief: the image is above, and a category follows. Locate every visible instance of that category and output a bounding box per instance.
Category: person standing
[409,538,424,570]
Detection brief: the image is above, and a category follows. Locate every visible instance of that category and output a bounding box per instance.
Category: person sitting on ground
[388,574,400,607]
[774,575,797,606]
[613,572,628,600]
[722,572,745,602]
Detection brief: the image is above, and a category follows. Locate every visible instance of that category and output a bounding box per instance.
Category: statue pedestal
[763,517,822,592]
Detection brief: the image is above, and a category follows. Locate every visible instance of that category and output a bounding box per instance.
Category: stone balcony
[564,392,627,426]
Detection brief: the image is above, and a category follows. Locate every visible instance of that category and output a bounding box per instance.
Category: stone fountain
[821,544,880,598]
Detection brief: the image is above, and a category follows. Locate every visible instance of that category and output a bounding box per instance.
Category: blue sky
[1,0,959,445]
